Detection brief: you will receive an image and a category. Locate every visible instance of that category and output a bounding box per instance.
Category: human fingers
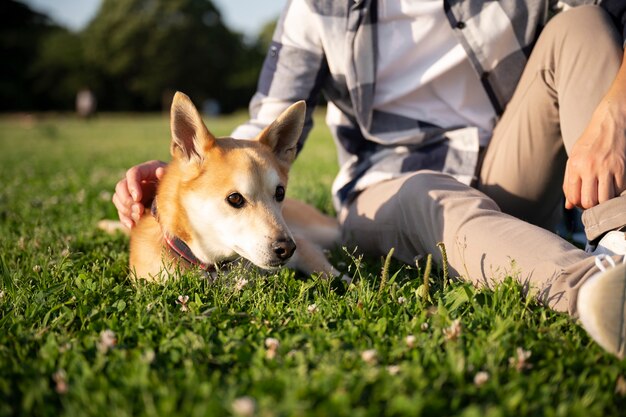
[564,169,582,209]
[597,173,615,205]
[563,164,572,209]
[580,177,599,209]
[125,160,167,203]
[614,162,626,197]
[112,191,135,229]
[114,178,135,215]
[125,166,144,203]
[563,163,578,209]
[155,165,166,181]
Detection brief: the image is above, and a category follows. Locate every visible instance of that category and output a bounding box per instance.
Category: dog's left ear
[170,92,216,164]
[258,101,305,166]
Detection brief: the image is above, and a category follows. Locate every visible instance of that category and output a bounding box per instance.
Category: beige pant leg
[340,171,599,315]
[478,5,624,232]
[340,6,624,315]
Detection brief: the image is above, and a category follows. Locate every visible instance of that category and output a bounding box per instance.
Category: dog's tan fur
[108,92,340,280]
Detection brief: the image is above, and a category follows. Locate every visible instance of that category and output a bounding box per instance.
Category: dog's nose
[272,238,296,261]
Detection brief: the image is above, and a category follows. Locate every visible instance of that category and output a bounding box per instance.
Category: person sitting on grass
[112,1,626,358]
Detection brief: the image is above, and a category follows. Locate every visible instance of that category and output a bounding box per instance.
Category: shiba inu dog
[113,92,341,280]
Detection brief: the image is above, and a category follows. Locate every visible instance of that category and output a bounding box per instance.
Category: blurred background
[1,0,286,114]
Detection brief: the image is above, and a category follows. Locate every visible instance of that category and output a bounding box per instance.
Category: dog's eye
[227,193,245,208]
[275,186,285,202]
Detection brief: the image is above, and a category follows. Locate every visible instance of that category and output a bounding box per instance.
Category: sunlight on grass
[0,112,625,417]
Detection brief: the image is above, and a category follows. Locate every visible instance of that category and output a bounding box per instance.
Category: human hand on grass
[563,65,626,210]
[113,160,167,229]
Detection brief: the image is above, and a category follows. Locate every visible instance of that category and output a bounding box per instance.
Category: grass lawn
[0,111,625,417]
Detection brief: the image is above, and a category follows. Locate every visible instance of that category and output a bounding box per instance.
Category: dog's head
[156,92,305,269]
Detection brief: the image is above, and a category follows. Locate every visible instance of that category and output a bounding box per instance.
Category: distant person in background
[76,88,96,118]
[112,1,626,357]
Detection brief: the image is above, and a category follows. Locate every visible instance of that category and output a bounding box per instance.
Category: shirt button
[456,21,466,29]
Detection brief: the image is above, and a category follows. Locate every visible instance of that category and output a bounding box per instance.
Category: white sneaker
[587,230,626,256]
[577,255,626,359]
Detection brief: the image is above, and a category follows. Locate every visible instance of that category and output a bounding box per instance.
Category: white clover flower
[234,278,249,291]
[386,365,401,375]
[307,303,318,314]
[473,371,490,386]
[97,329,117,353]
[58,342,72,353]
[176,295,189,312]
[264,337,280,359]
[397,296,406,304]
[32,265,42,274]
[405,335,417,348]
[443,319,462,341]
[420,322,429,331]
[361,349,377,365]
[142,349,156,364]
[52,369,68,394]
[265,337,280,350]
[232,396,256,417]
[509,347,532,372]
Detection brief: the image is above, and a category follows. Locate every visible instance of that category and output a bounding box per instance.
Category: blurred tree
[0,0,58,110]
[29,28,92,110]
[82,0,264,112]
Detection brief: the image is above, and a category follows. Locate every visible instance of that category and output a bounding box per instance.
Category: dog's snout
[272,238,296,261]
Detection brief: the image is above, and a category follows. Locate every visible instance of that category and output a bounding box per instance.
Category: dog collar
[163,234,215,272]
[151,199,214,272]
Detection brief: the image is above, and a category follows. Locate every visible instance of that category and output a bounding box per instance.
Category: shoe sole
[577,261,626,359]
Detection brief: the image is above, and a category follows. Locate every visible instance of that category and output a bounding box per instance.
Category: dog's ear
[170,92,215,163]
[258,101,305,166]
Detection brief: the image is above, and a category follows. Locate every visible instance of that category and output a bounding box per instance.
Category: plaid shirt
[231,0,626,210]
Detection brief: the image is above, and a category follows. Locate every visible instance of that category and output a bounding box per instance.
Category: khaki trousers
[340,6,625,315]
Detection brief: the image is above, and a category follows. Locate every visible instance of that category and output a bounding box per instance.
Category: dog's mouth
[251,258,289,271]
[232,246,290,270]
[265,260,288,269]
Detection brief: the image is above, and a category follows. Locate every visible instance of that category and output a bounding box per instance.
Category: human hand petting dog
[113,160,167,229]
[564,60,626,210]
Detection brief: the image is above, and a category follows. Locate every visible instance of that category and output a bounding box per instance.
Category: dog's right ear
[258,101,305,167]
[170,92,215,163]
